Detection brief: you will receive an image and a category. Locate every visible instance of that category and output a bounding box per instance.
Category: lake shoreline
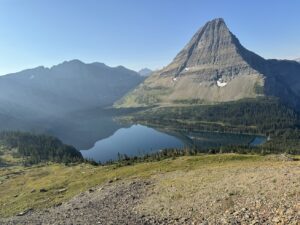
[81,123,267,163]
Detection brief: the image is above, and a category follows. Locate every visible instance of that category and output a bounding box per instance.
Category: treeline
[131,98,299,134]
[106,143,299,167]
[121,97,300,153]
[0,131,83,165]
[261,128,300,153]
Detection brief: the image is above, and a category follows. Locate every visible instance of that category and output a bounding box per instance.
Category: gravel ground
[1,158,299,225]
[1,179,158,225]
[138,160,300,224]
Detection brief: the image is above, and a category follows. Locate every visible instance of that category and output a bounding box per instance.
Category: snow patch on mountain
[217,79,227,87]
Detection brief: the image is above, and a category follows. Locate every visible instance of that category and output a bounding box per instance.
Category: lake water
[81,124,184,163]
[81,124,266,163]
[0,107,266,163]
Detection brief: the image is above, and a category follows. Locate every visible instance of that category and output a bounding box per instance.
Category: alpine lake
[0,107,266,163]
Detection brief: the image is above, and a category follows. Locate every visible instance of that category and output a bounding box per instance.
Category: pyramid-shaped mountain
[117,18,300,110]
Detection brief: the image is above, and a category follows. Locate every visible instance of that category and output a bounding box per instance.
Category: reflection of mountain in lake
[157,128,266,150]
[0,107,266,161]
[81,124,266,163]
[44,108,126,149]
[0,108,128,150]
[180,131,262,150]
[81,124,184,163]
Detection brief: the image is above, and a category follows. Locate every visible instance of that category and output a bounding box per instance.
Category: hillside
[0,60,144,120]
[116,18,300,110]
[0,131,83,165]
[0,154,299,224]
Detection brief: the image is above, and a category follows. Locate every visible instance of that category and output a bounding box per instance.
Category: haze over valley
[0,1,300,224]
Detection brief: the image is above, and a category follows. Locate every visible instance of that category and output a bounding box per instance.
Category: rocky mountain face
[117,18,300,110]
[138,68,153,77]
[0,60,143,120]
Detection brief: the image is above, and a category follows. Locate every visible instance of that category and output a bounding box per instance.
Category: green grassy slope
[1,153,299,218]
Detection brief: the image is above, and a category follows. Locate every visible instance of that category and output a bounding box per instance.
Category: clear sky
[0,0,299,75]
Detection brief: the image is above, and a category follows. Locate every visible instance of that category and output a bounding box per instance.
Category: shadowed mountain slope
[0,60,144,119]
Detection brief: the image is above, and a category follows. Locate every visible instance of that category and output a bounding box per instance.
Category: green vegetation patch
[0,131,83,165]
[0,153,292,218]
[119,97,300,154]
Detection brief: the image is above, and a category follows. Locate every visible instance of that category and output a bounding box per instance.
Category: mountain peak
[203,18,229,35]
[117,18,267,107]
[63,59,84,65]
[206,17,226,25]
[117,18,300,110]
[138,68,153,77]
[160,17,258,79]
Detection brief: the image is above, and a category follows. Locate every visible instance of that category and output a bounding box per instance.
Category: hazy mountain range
[0,60,144,121]
[1,18,300,137]
[117,18,300,111]
[138,68,153,77]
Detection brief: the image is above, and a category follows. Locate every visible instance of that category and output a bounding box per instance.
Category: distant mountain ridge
[138,68,153,77]
[116,18,300,110]
[0,60,144,120]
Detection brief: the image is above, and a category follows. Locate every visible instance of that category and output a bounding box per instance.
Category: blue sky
[0,0,299,75]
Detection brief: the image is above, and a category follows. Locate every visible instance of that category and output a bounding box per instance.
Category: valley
[0,9,300,225]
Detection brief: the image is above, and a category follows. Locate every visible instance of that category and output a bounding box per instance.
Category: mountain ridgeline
[0,60,144,121]
[116,18,300,111]
[138,68,153,77]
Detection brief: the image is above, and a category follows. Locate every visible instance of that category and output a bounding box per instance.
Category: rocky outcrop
[161,18,263,81]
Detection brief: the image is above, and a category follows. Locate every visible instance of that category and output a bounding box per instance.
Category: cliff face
[161,18,262,80]
[117,18,300,110]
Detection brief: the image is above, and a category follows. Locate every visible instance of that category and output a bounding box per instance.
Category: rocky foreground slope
[1,154,299,225]
[117,18,300,110]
